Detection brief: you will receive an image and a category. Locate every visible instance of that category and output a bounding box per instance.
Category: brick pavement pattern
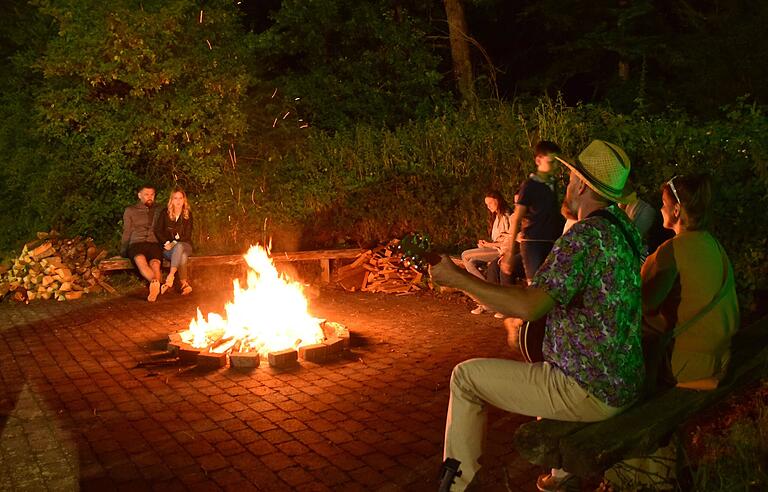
[0,286,543,491]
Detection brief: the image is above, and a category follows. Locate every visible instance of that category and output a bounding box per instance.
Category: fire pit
[167,245,349,369]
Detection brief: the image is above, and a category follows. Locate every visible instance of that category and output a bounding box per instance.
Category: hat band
[572,158,625,199]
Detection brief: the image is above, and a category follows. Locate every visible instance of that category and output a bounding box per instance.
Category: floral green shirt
[531,205,644,407]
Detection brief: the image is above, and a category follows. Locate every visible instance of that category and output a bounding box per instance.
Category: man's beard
[561,195,578,221]
[144,200,154,207]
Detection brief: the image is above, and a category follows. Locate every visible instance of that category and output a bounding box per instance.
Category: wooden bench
[513,315,768,480]
[98,249,365,283]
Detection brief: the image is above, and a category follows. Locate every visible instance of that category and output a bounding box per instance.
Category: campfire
[167,245,349,368]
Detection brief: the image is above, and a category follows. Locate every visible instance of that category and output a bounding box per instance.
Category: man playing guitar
[430,140,645,492]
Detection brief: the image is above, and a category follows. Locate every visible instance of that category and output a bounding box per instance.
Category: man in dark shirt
[502,141,565,283]
[120,184,163,301]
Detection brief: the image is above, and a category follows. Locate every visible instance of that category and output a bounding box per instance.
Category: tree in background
[0,1,54,248]
[254,0,444,130]
[0,0,252,249]
[443,0,476,105]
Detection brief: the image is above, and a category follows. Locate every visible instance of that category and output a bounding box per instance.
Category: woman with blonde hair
[154,186,194,295]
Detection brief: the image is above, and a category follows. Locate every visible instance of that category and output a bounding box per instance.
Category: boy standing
[501,141,565,282]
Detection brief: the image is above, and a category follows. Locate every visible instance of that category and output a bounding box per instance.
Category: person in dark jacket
[501,141,565,284]
[121,184,163,301]
[155,186,194,295]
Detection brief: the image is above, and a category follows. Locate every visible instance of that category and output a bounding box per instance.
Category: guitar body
[504,317,546,363]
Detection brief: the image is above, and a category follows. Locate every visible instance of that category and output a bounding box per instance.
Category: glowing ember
[179,245,325,357]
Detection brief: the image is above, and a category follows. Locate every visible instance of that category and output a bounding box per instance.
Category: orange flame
[179,245,325,356]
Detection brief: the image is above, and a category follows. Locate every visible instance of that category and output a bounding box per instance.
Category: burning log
[321,321,350,349]
[168,246,351,371]
[0,231,115,303]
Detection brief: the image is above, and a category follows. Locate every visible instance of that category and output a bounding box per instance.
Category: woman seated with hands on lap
[154,186,194,296]
[642,173,739,390]
[603,173,740,491]
[460,190,513,316]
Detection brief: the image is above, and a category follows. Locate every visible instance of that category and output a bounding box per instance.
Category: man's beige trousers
[444,358,625,491]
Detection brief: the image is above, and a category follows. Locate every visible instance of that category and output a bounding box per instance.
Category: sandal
[181,281,192,296]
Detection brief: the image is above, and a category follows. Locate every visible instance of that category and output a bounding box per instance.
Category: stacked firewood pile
[0,231,116,303]
[335,239,426,294]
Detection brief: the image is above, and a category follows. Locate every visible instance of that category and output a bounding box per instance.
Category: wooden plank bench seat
[99,249,365,283]
[512,315,768,479]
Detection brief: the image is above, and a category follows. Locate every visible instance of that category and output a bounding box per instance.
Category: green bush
[215,96,767,315]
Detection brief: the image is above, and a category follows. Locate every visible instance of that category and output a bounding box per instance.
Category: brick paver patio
[0,287,542,491]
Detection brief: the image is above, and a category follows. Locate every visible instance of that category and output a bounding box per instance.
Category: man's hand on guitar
[429,255,467,289]
[503,317,524,351]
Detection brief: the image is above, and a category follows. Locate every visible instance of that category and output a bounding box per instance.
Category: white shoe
[470,305,488,315]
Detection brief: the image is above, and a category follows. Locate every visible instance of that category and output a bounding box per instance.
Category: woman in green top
[604,174,740,490]
[642,174,739,388]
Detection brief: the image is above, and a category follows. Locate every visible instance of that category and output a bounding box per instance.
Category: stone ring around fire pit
[166,320,350,369]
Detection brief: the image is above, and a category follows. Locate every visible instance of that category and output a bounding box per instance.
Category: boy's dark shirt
[516,176,564,241]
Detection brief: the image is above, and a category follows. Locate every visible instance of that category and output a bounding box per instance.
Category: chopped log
[43,257,64,269]
[12,288,27,303]
[0,282,10,299]
[337,268,366,292]
[55,268,73,282]
[335,250,372,277]
[0,232,114,303]
[64,291,83,301]
[30,242,54,261]
[96,278,117,294]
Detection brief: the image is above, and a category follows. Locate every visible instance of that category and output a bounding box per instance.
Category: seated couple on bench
[121,184,194,302]
[430,140,738,491]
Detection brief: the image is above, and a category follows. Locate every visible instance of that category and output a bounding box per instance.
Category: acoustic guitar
[504,316,546,363]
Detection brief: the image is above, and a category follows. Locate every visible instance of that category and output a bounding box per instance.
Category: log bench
[513,315,768,480]
[98,249,365,283]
